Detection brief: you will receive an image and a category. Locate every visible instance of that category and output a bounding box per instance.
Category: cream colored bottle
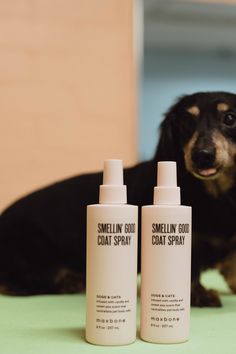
[140,161,192,344]
[86,159,138,346]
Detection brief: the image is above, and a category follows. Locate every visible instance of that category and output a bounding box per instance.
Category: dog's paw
[218,251,236,294]
[191,281,222,307]
[0,284,9,295]
[0,284,32,296]
[54,267,85,294]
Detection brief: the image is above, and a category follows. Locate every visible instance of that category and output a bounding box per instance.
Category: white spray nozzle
[103,159,124,185]
[154,161,180,205]
[99,159,127,204]
[157,161,177,187]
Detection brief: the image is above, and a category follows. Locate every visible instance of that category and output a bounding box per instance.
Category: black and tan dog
[1,91,236,307]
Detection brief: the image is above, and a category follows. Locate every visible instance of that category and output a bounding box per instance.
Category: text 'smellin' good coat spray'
[86,159,138,345]
[140,161,192,344]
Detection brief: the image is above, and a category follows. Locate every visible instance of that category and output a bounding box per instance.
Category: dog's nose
[191,148,215,169]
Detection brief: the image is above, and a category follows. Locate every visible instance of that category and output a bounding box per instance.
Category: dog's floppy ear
[154,96,186,163]
[155,111,177,161]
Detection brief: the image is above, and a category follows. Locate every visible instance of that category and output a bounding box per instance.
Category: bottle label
[86,208,138,343]
[148,222,190,329]
[95,293,132,331]
[152,223,190,246]
[141,208,191,341]
[97,223,136,246]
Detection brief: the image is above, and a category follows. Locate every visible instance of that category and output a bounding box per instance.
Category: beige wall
[0,0,137,211]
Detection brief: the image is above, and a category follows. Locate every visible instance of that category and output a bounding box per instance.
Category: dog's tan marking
[204,172,234,198]
[217,103,229,112]
[187,106,200,117]
[203,131,236,197]
[218,249,236,293]
[0,285,8,294]
[183,132,198,172]
[184,130,236,197]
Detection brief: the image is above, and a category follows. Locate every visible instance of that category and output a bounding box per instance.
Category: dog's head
[156,92,236,195]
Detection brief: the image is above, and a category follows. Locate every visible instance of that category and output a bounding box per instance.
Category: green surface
[0,270,235,354]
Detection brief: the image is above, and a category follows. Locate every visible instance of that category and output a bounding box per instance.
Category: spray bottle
[86,159,138,345]
[140,161,192,343]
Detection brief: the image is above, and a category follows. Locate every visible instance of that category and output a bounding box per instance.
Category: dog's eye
[223,113,236,127]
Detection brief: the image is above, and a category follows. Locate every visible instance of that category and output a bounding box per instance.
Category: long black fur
[1,91,236,306]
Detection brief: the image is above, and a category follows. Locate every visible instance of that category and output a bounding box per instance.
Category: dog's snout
[191,147,216,169]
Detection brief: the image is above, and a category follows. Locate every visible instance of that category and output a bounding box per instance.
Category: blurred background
[1,0,236,211]
[141,0,236,160]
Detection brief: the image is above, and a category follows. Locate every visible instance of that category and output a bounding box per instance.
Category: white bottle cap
[154,161,181,205]
[99,159,127,204]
